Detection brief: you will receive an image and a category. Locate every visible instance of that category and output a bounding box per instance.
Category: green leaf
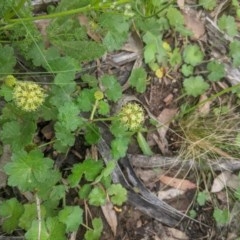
[88,186,106,206]
[183,44,204,66]
[143,31,167,64]
[68,159,103,187]
[57,101,82,131]
[234,187,240,200]
[110,119,129,137]
[199,0,217,10]
[19,203,46,231]
[81,74,98,87]
[48,17,105,61]
[229,40,240,67]
[135,17,169,35]
[50,84,76,108]
[0,198,24,233]
[4,150,54,192]
[218,15,238,37]
[197,191,208,206]
[54,123,76,151]
[0,84,13,101]
[101,75,122,102]
[111,136,130,160]
[181,64,194,77]
[77,88,96,112]
[54,40,106,62]
[129,67,147,93]
[26,42,48,67]
[144,42,157,63]
[0,44,16,74]
[189,209,197,219]
[48,58,79,85]
[169,48,182,66]
[25,217,66,240]
[25,219,48,240]
[94,160,116,183]
[137,131,153,156]
[58,206,83,232]
[49,185,66,203]
[166,8,184,29]
[107,184,127,206]
[100,13,130,51]
[183,76,209,97]
[98,100,110,116]
[54,100,84,152]
[85,123,100,145]
[213,208,230,226]
[1,120,36,151]
[84,218,103,240]
[78,184,92,199]
[207,61,225,81]
[36,169,61,200]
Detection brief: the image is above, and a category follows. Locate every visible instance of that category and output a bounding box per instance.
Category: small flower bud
[94,90,104,101]
[4,75,17,87]
[119,102,145,131]
[13,81,46,112]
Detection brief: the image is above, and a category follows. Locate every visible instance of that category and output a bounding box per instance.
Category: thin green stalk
[182,82,240,116]
[90,100,99,121]
[4,0,28,21]
[8,0,131,23]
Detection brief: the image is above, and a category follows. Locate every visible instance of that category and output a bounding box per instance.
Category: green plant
[0,1,133,239]
[1,0,240,238]
[213,208,230,226]
[183,76,209,97]
[199,0,217,10]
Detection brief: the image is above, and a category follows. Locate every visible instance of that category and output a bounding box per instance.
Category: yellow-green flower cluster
[4,75,17,87]
[12,81,46,112]
[119,102,145,131]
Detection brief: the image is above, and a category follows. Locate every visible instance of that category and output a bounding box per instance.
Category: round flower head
[119,102,145,131]
[13,81,46,112]
[4,75,17,87]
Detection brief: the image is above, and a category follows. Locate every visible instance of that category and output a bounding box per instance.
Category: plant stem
[35,194,41,240]
[8,0,131,23]
[90,100,99,121]
[184,82,240,115]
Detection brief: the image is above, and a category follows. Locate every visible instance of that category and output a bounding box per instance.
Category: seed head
[119,103,144,131]
[12,81,46,112]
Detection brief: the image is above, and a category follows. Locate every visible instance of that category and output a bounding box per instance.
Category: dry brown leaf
[159,175,196,191]
[166,227,189,240]
[226,174,240,190]
[198,94,211,116]
[147,102,177,155]
[177,0,185,10]
[182,10,205,40]
[163,94,174,105]
[211,171,240,193]
[101,200,118,236]
[41,123,54,140]
[34,19,51,48]
[122,31,143,53]
[135,169,160,184]
[211,171,231,193]
[158,188,184,200]
[157,108,178,140]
